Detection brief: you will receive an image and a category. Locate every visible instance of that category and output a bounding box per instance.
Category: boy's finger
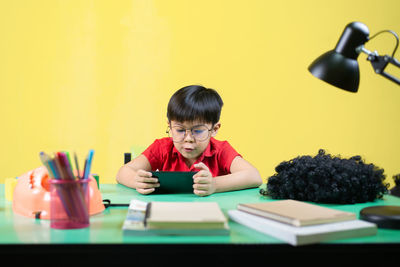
[194,189,208,197]
[137,188,155,195]
[137,169,153,177]
[193,170,208,178]
[193,162,209,171]
[193,176,210,184]
[140,177,159,183]
[137,182,160,189]
[193,183,210,190]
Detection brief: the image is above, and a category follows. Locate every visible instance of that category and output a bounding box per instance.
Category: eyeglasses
[166,125,213,143]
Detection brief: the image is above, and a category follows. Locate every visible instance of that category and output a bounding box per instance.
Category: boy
[116,85,262,196]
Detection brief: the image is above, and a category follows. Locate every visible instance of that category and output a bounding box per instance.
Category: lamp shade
[308,22,370,92]
[308,50,360,92]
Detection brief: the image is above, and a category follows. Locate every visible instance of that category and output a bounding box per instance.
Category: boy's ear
[211,122,221,137]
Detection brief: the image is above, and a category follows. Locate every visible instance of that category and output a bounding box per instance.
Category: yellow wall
[1,0,399,186]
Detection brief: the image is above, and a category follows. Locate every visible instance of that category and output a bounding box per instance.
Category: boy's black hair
[260,149,388,204]
[167,85,223,125]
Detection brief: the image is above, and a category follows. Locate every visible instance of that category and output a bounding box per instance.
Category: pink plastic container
[50,179,90,229]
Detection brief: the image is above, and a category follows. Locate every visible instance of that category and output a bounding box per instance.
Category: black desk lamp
[308,21,400,92]
[308,22,400,229]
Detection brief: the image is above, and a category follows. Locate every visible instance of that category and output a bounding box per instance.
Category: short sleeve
[142,139,163,171]
[218,141,241,174]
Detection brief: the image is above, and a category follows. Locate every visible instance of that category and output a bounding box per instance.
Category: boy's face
[168,120,220,161]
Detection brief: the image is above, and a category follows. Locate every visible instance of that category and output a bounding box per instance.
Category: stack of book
[123,200,229,236]
[228,199,377,246]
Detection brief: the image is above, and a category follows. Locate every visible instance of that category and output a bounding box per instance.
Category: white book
[228,210,377,246]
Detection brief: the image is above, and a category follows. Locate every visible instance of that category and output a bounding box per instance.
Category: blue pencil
[83,149,95,179]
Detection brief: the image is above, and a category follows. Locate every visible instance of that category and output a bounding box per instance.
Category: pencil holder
[50,179,90,229]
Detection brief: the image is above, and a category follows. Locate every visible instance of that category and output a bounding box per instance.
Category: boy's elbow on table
[251,168,263,187]
[116,165,132,186]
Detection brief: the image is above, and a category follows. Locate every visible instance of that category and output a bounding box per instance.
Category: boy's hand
[133,170,159,195]
[193,162,216,196]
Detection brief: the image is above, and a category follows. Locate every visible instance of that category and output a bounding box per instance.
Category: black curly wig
[261,149,388,204]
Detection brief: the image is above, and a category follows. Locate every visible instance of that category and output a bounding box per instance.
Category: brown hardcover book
[237,199,356,227]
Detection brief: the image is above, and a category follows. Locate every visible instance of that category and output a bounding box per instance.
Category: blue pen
[47,159,59,179]
[39,152,59,179]
[83,149,95,179]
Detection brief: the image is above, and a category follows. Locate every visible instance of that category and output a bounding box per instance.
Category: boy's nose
[183,130,195,142]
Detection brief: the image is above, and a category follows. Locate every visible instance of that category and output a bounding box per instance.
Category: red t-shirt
[142,137,241,177]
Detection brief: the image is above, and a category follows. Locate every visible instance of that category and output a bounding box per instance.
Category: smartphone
[151,171,197,194]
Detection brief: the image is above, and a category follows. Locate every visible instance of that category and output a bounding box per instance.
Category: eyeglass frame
[166,124,214,143]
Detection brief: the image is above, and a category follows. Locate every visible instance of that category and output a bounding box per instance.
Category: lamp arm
[358,46,400,85]
[375,56,400,85]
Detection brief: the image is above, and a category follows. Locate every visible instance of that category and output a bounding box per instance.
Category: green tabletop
[1,183,400,244]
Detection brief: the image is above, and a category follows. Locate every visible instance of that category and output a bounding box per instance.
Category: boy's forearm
[116,165,137,188]
[214,168,262,193]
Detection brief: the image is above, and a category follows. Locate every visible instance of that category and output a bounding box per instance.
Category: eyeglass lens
[170,126,210,142]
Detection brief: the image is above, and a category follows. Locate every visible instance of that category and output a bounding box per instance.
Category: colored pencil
[74,151,81,179]
[83,149,95,179]
[57,152,74,179]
